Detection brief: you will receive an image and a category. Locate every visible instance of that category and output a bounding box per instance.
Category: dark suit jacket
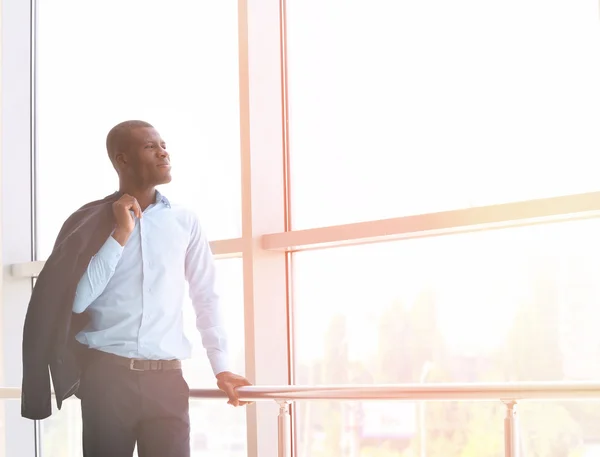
[21,192,120,420]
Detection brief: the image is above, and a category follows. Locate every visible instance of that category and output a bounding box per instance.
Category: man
[23,120,250,457]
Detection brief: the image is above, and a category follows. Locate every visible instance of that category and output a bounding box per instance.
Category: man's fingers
[127,197,142,219]
[118,194,142,218]
[232,381,251,406]
[225,385,239,407]
[134,200,142,219]
[115,196,142,218]
[236,379,251,405]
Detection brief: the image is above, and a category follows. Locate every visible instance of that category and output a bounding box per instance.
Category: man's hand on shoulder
[216,371,252,407]
[112,194,142,246]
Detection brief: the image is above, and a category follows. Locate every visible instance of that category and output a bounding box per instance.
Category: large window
[293,217,600,456]
[287,0,600,229]
[36,0,241,259]
[42,258,245,457]
[5,0,600,456]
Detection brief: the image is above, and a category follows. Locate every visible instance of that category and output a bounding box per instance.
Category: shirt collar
[155,190,171,208]
[111,190,171,209]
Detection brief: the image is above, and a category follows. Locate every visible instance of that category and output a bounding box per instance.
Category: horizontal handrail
[3,382,600,401]
[191,382,600,401]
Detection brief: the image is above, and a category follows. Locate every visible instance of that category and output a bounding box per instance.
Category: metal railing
[3,382,600,457]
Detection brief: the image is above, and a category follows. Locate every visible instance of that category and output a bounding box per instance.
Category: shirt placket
[138,204,155,357]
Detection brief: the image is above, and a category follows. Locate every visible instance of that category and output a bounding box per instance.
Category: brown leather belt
[94,350,182,371]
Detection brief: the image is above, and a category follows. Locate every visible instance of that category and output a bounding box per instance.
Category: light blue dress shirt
[72,192,229,375]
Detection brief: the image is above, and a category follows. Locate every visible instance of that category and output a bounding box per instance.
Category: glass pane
[42,258,246,457]
[183,257,247,456]
[0,399,33,457]
[293,218,600,456]
[287,0,600,229]
[37,0,241,259]
[42,401,82,457]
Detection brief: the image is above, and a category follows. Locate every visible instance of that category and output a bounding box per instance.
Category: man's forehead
[129,127,162,142]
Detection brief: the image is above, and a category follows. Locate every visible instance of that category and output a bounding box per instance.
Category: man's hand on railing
[216,371,253,407]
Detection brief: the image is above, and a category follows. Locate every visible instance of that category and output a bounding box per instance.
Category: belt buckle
[130,359,144,371]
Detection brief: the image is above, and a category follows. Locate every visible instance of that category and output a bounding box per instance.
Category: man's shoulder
[75,192,119,213]
[62,194,116,227]
[55,193,118,247]
[167,202,201,225]
[163,202,212,243]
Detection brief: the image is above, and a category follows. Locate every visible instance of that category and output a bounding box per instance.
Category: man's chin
[158,173,172,185]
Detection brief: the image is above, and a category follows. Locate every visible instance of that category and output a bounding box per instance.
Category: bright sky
[37,0,600,382]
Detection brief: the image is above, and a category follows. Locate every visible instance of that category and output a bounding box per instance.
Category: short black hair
[106,120,154,165]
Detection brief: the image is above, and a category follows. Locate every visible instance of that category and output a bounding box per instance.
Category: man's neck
[118,185,157,212]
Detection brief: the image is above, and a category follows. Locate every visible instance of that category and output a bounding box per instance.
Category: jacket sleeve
[21,264,61,419]
[21,213,84,420]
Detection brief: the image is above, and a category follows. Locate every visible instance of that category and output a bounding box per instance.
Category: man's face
[118,127,172,186]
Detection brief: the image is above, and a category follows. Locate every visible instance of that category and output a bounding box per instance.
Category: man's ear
[115,152,128,167]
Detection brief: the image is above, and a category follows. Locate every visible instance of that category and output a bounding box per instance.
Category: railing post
[277,400,291,457]
[503,401,519,457]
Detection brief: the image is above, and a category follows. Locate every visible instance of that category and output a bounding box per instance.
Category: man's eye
[145,144,155,149]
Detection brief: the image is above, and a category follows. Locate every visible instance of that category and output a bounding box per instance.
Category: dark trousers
[79,355,190,457]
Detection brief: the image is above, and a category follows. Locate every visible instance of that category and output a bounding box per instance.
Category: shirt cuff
[209,351,231,376]
[96,234,125,268]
